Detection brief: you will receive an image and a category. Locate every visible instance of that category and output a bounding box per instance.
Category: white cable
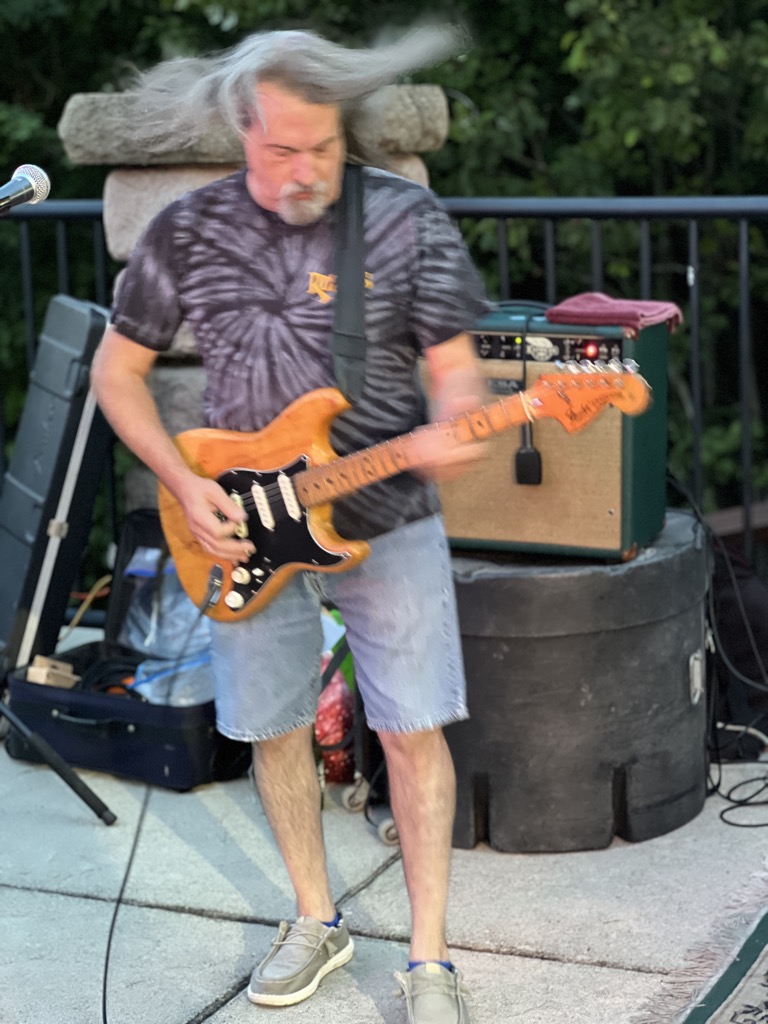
[716,721,768,747]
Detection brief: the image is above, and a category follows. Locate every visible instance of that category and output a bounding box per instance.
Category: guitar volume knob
[224,591,246,610]
[231,566,251,585]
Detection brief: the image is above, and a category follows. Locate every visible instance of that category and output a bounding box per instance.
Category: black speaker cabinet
[436,302,669,560]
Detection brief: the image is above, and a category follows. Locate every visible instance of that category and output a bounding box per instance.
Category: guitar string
[221,409,492,509]
[217,378,613,514]
[219,391,527,511]
[221,406,499,514]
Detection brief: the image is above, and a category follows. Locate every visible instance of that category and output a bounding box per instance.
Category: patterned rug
[633,866,768,1024]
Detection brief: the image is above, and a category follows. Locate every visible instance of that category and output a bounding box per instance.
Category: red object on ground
[315,655,355,783]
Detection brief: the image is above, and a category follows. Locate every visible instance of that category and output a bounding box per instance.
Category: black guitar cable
[99,561,228,1024]
[514,310,543,486]
[101,783,152,1024]
[200,564,224,612]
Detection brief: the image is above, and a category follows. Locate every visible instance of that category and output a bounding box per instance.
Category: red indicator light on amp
[583,341,600,359]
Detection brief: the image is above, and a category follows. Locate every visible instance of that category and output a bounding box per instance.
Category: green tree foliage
[561,0,768,196]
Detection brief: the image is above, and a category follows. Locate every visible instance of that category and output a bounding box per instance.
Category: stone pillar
[57,85,452,510]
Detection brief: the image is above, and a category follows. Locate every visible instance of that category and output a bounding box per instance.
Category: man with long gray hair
[92,23,490,1024]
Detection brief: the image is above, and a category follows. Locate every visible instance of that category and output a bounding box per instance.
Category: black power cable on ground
[667,472,768,828]
[101,784,152,1024]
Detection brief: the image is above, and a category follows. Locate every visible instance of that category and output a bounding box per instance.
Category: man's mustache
[280,182,329,201]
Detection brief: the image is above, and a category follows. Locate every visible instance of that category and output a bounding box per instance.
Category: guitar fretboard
[294,393,531,507]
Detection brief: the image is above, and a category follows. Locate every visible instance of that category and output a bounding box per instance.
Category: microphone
[0,164,51,215]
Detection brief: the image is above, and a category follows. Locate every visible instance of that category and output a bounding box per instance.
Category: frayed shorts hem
[216,714,316,744]
[366,704,469,735]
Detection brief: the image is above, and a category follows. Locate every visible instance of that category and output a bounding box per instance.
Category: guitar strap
[332,163,367,404]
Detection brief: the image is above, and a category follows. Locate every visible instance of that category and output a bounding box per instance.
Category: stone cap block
[58,93,243,166]
[57,84,448,166]
[356,85,448,156]
[104,165,243,260]
[385,154,429,188]
[104,157,428,261]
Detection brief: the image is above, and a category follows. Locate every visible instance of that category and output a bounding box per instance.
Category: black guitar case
[0,294,112,677]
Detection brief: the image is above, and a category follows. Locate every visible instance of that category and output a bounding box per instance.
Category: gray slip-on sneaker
[247,915,354,1006]
[394,962,470,1024]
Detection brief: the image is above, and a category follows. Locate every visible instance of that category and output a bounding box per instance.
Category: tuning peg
[578,359,597,372]
[608,358,624,373]
[622,358,640,374]
[565,359,583,373]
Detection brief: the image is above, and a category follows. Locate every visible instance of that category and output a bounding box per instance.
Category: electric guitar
[158,360,651,622]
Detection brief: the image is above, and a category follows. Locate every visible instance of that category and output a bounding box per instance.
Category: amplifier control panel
[472,331,625,364]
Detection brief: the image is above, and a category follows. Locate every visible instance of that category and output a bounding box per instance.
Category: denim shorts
[210,513,468,741]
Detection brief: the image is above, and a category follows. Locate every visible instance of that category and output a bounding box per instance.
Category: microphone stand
[1,701,117,824]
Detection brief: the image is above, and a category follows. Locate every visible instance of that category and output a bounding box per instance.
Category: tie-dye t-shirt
[111,166,489,539]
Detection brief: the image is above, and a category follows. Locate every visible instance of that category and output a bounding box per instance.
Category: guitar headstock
[527,360,651,434]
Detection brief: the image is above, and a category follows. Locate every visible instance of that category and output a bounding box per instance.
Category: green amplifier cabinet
[438,301,669,560]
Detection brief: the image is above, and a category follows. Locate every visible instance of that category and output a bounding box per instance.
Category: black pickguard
[216,457,348,611]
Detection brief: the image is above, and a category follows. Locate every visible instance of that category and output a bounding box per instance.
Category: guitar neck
[294,390,535,508]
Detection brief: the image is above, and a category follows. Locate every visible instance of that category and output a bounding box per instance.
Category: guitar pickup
[251,483,275,531]
[278,473,302,522]
[229,491,249,537]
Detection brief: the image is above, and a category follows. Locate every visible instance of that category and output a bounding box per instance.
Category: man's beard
[277,181,331,226]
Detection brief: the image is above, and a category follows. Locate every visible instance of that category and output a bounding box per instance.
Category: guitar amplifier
[437,302,669,560]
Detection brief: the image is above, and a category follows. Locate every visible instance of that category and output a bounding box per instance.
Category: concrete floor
[1,735,767,1024]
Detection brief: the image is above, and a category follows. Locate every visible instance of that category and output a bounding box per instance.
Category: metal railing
[5,200,110,365]
[3,194,767,562]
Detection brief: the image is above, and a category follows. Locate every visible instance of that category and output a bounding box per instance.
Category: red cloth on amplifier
[545,291,683,333]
